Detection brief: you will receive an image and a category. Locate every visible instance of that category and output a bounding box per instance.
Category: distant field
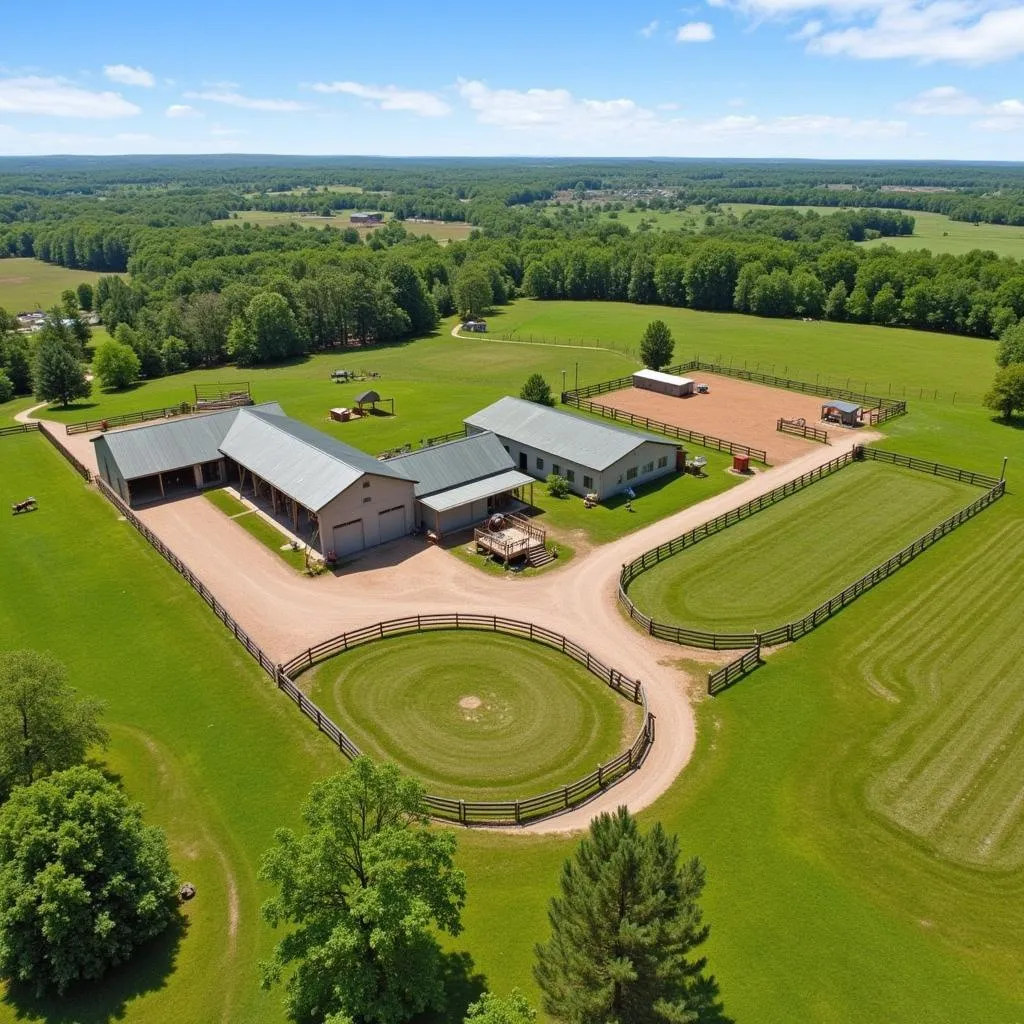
[626,460,978,634]
[861,210,1024,258]
[242,184,365,197]
[0,258,108,313]
[213,209,473,242]
[303,631,639,801]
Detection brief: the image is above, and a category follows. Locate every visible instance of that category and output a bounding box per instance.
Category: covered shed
[632,368,695,397]
[387,431,534,534]
[354,390,394,416]
[821,399,862,426]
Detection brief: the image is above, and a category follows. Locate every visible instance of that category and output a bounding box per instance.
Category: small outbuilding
[821,399,862,426]
[632,368,695,397]
[350,212,384,225]
[462,319,488,333]
[354,390,394,415]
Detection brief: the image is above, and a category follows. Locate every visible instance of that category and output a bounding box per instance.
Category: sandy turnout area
[592,372,864,464]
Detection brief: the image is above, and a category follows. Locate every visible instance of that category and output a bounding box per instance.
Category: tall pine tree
[534,807,725,1024]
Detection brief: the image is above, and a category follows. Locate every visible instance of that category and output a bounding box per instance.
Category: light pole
[561,369,566,394]
[575,361,579,391]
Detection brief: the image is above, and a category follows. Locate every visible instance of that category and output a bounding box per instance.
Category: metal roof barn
[96,404,283,481]
[632,368,695,397]
[417,470,536,513]
[387,432,513,498]
[464,396,674,472]
[218,407,406,512]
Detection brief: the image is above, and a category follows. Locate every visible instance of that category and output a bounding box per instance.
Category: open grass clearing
[626,459,979,634]
[482,299,996,405]
[301,631,641,801]
[213,209,473,242]
[0,433,342,1023]
[202,488,308,570]
[860,210,1024,259]
[0,258,110,313]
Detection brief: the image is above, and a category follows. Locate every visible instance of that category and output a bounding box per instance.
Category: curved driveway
[18,403,875,833]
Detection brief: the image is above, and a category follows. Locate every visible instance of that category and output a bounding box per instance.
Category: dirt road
[18,403,875,833]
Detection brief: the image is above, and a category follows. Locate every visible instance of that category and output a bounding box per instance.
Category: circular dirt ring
[303,630,642,802]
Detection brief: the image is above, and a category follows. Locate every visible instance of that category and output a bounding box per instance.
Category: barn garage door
[332,519,365,557]
[378,505,406,544]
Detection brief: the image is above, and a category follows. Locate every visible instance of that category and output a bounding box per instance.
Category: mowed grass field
[0,257,108,312]
[861,209,1024,258]
[213,209,474,242]
[302,632,640,800]
[626,460,979,634]
[484,299,996,403]
[0,433,344,1024]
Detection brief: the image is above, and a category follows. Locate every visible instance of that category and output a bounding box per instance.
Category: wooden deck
[474,512,546,563]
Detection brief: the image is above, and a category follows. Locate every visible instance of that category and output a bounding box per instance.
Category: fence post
[459,800,466,825]
[515,801,521,825]
[597,763,604,788]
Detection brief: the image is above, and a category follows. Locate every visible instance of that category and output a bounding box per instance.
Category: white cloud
[676,21,716,41]
[166,103,201,118]
[184,90,307,111]
[658,101,682,110]
[898,85,1024,127]
[792,19,823,39]
[640,19,660,37]
[0,76,140,118]
[103,64,155,88]
[310,80,450,117]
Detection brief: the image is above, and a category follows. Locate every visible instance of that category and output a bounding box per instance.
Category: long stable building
[464,396,683,499]
[93,405,534,558]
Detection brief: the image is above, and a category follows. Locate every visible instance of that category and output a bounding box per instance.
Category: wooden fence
[0,422,40,437]
[92,473,655,825]
[707,645,762,695]
[562,360,908,429]
[279,615,654,825]
[777,418,829,444]
[66,403,193,435]
[563,394,768,462]
[618,445,1006,668]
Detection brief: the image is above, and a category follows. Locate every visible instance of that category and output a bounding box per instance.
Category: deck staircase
[525,543,555,568]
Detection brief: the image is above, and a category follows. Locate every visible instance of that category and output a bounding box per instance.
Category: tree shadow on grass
[46,400,98,414]
[2,912,189,1024]
[413,949,487,1024]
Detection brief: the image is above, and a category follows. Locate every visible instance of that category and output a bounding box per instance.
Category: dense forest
[2,157,1023,398]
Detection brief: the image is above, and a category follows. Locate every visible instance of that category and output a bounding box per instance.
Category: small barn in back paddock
[632,368,695,397]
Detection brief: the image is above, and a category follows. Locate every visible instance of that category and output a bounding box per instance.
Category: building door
[332,519,365,557]
[378,506,406,544]
[519,451,527,470]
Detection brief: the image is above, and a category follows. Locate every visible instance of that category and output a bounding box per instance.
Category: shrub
[546,474,570,498]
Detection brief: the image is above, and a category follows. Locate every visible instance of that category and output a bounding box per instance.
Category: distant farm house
[350,212,384,225]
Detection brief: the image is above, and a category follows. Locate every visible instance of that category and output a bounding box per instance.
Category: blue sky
[1,0,1023,159]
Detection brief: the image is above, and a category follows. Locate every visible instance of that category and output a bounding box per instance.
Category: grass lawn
[301,632,640,801]
[202,489,308,571]
[0,433,344,1024]
[528,463,738,544]
[860,210,1024,259]
[482,299,996,404]
[626,460,979,634]
[0,258,111,313]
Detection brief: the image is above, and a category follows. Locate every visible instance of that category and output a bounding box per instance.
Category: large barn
[463,396,683,500]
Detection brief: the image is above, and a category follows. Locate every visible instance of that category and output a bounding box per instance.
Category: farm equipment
[11,496,37,514]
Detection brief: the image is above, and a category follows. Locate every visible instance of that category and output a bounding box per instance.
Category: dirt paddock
[591,372,859,465]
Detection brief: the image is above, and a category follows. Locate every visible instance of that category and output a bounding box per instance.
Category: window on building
[566,469,576,483]
[552,463,561,476]
[363,496,372,504]
[583,475,594,489]
[362,480,371,488]
[536,457,544,471]
[626,466,638,480]
[642,462,654,474]
[658,456,668,468]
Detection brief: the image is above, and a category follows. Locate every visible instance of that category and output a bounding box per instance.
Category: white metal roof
[632,368,694,387]
[418,469,536,513]
[387,432,512,497]
[464,396,678,472]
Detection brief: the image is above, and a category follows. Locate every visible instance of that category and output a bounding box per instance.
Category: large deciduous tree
[996,322,1024,368]
[31,322,90,408]
[93,338,141,390]
[259,758,466,1024]
[534,806,724,1024]
[0,766,178,995]
[985,363,1024,420]
[640,320,675,371]
[0,651,107,802]
[465,990,538,1023]
[455,269,492,319]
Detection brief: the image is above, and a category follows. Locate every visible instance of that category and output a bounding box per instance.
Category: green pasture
[626,460,979,634]
[482,299,996,404]
[0,258,108,313]
[861,210,1024,258]
[213,209,473,242]
[0,432,343,1024]
[302,631,640,801]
